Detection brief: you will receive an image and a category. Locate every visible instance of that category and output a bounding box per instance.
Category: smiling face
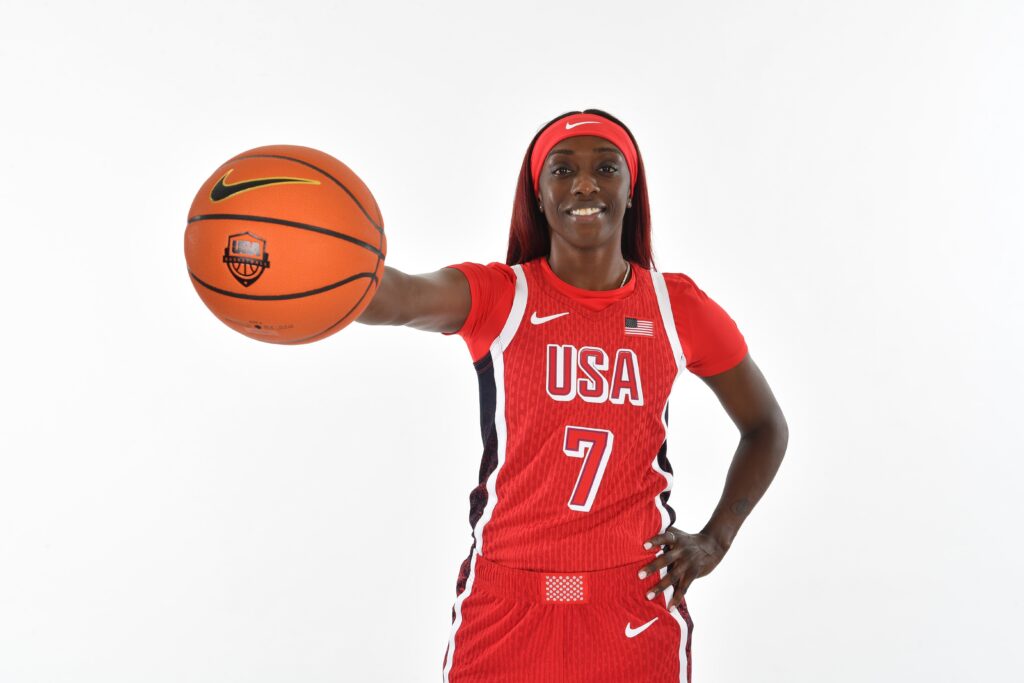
[536,134,632,253]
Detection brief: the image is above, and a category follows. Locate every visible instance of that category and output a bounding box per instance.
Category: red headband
[530,113,639,196]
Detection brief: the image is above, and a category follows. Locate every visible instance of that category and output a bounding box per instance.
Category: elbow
[767,411,789,457]
[742,409,789,455]
[774,413,789,454]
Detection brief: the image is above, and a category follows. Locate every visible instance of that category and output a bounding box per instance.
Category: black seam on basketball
[284,275,376,344]
[188,213,383,259]
[227,154,384,235]
[286,235,383,344]
[189,270,376,301]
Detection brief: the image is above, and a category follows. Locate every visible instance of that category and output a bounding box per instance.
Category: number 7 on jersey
[562,425,615,512]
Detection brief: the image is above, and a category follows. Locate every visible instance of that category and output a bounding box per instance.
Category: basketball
[184,144,386,344]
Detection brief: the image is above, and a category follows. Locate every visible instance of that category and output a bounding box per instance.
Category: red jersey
[445,257,747,589]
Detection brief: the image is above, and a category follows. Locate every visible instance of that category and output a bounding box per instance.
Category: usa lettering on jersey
[544,343,645,406]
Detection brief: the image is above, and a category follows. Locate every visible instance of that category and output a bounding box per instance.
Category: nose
[571,170,599,198]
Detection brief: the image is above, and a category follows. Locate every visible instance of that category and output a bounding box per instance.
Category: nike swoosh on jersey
[565,121,600,129]
[210,169,320,202]
[624,617,658,638]
[530,311,570,325]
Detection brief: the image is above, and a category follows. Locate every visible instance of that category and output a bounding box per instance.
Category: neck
[546,239,630,291]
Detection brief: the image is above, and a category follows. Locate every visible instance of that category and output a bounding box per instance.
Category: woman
[357,109,788,682]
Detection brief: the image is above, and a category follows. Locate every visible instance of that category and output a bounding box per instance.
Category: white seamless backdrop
[1,1,1021,681]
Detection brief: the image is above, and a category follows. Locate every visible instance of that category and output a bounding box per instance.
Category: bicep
[699,354,787,437]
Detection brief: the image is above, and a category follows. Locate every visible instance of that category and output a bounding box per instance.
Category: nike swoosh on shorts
[624,617,659,638]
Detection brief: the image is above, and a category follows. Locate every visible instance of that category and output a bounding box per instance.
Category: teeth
[570,207,603,216]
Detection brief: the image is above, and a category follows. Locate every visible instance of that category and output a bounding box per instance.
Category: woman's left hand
[638,527,727,609]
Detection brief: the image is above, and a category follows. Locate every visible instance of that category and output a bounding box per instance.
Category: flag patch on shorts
[544,574,588,603]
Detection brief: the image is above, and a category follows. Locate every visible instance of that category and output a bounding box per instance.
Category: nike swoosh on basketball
[625,617,658,639]
[530,311,569,325]
[565,121,600,130]
[210,169,320,202]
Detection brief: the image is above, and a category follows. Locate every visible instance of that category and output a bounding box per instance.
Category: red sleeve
[443,261,516,363]
[664,273,748,377]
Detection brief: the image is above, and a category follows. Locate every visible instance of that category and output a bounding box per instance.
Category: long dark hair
[505,109,654,269]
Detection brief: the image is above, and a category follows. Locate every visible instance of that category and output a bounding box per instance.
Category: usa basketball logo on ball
[223,232,270,287]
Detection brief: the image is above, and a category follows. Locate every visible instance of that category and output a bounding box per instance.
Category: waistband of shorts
[470,552,664,605]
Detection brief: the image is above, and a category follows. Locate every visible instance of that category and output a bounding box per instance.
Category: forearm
[356,265,411,326]
[700,417,788,551]
[355,265,470,333]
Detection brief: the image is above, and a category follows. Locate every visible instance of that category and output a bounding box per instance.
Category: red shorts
[441,552,693,682]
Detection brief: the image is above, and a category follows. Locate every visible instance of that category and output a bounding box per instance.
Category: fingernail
[646,591,655,600]
[643,542,652,550]
[638,570,647,579]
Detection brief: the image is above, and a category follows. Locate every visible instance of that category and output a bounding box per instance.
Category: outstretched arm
[356,265,471,333]
[640,354,789,609]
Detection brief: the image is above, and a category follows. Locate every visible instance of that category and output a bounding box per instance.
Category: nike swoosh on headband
[565,121,601,129]
[210,169,321,202]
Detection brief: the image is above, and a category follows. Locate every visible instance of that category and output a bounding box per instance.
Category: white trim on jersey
[650,269,685,373]
[649,404,691,682]
[650,268,691,681]
[497,263,529,351]
[475,263,527,554]
[442,264,528,683]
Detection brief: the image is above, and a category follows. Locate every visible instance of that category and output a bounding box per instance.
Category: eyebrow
[549,146,624,157]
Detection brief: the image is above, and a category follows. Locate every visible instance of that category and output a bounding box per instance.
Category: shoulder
[660,271,704,298]
[443,261,518,362]
[657,270,749,377]
[659,270,729,314]
[446,261,517,290]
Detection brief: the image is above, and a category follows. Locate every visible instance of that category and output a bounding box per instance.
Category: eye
[552,166,572,176]
[599,163,619,174]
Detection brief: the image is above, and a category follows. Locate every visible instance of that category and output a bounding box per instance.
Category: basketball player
[356,110,788,682]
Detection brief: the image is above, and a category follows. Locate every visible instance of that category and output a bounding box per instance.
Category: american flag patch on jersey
[624,317,654,337]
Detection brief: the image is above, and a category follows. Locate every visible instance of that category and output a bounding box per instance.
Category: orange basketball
[184,145,386,344]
